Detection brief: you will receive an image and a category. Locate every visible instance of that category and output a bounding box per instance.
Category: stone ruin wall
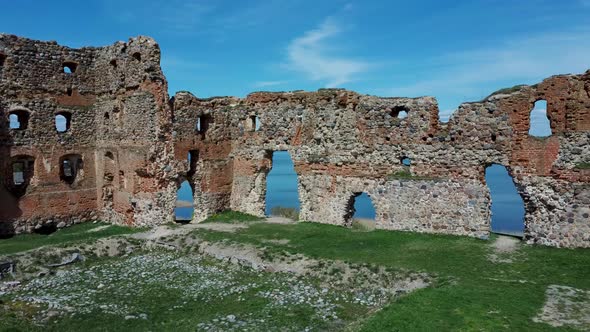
[0,34,175,234]
[1,35,589,248]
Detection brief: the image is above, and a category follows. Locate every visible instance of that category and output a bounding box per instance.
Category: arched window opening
[62,61,77,74]
[529,100,551,137]
[12,162,25,185]
[104,112,110,121]
[345,192,376,229]
[132,52,141,61]
[265,151,300,219]
[391,106,409,119]
[8,156,35,198]
[66,87,73,96]
[0,53,6,67]
[175,180,194,223]
[245,115,261,132]
[105,151,115,161]
[110,59,117,69]
[196,114,212,135]
[401,157,411,166]
[60,154,83,185]
[485,164,525,237]
[55,112,71,132]
[8,110,29,130]
[187,150,199,177]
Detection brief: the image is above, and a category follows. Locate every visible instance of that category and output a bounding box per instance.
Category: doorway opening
[345,192,376,230]
[175,179,194,223]
[485,164,525,237]
[265,151,300,219]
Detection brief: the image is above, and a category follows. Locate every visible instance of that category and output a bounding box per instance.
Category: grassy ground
[0,223,141,255]
[196,220,590,331]
[1,251,383,331]
[1,214,589,331]
[202,210,263,223]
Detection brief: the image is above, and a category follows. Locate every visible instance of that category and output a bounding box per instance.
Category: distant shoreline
[175,200,194,208]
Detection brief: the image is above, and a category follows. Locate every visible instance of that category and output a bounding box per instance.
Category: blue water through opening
[265,151,300,216]
[352,193,376,220]
[175,152,195,221]
[485,164,525,236]
[175,180,194,221]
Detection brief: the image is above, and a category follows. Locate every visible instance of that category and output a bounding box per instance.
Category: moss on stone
[386,170,438,181]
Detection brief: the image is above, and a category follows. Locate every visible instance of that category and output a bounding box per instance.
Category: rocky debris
[46,253,84,268]
[533,285,590,329]
[0,224,430,330]
[0,261,17,279]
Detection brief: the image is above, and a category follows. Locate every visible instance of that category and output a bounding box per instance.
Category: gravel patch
[533,285,590,330]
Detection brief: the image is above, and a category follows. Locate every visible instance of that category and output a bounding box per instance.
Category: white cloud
[387,26,590,124]
[285,18,370,87]
[388,27,590,100]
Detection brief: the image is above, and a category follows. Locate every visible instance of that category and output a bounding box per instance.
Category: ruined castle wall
[298,175,489,238]
[1,35,588,248]
[0,34,174,234]
[172,73,589,247]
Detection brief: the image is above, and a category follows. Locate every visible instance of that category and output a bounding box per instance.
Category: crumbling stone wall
[0,34,174,234]
[1,35,588,248]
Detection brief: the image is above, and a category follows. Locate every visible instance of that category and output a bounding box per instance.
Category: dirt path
[492,235,520,254]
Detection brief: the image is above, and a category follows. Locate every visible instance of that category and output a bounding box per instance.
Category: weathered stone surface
[0,34,588,248]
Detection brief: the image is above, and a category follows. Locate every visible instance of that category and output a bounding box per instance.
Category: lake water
[176,153,525,236]
[485,164,525,236]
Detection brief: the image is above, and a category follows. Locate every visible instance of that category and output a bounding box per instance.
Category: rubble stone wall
[1,34,588,247]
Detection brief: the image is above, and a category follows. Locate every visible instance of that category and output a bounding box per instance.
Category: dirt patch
[193,223,249,233]
[263,239,291,245]
[533,285,590,330]
[86,225,111,233]
[265,217,297,224]
[488,235,522,263]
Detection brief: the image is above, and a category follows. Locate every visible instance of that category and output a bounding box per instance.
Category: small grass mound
[269,206,299,220]
[0,222,140,255]
[574,162,590,170]
[202,210,263,224]
[351,219,376,232]
[484,84,529,100]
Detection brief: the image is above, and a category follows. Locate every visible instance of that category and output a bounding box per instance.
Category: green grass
[0,251,387,331]
[269,206,299,220]
[484,84,528,100]
[0,222,141,255]
[202,210,263,223]
[574,162,590,170]
[2,214,589,331]
[195,221,590,331]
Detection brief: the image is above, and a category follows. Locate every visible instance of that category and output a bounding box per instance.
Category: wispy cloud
[253,80,289,88]
[285,18,370,87]
[388,27,590,102]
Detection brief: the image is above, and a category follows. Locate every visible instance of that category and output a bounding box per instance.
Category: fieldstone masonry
[1,34,589,248]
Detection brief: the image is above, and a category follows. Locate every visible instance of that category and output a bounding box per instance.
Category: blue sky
[1,0,589,124]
